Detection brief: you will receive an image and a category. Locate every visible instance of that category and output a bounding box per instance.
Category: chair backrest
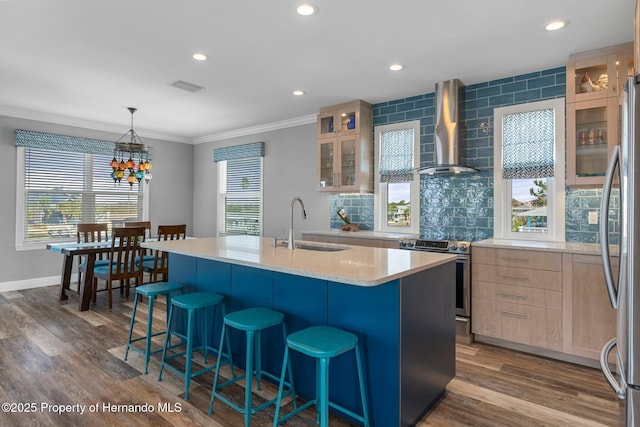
[149,224,187,279]
[107,226,146,281]
[76,223,109,243]
[124,221,152,240]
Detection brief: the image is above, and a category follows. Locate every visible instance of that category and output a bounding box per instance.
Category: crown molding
[193,114,317,144]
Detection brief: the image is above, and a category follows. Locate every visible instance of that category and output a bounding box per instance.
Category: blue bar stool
[158,291,234,400]
[273,326,370,427]
[209,307,295,427]
[124,281,184,374]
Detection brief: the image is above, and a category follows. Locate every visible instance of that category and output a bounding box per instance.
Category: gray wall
[0,115,193,287]
[192,123,331,239]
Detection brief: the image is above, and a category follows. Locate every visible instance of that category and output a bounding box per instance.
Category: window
[16,146,147,250]
[493,98,565,242]
[215,142,264,236]
[374,120,420,234]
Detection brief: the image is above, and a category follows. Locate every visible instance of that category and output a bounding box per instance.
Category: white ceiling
[0,0,634,144]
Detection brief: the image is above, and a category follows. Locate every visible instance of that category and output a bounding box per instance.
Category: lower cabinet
[472,247,617,362]
[562,254,617,360]
[472,248,563,351]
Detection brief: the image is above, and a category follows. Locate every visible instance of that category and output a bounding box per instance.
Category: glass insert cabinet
[317,100,372,192]
[566,42,633,186]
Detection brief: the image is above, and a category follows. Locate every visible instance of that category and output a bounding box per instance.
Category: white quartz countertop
[142,236,455,287]
[301,229,418,241]
[472,238,607,255]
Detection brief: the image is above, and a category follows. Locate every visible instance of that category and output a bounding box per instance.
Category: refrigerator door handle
[600,337,625,399]
[600,144,620,309]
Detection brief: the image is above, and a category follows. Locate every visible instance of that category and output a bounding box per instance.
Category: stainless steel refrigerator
[600,73,640,425]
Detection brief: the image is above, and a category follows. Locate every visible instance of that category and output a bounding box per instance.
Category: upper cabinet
[317,100,372,192]
[566,42,634,186]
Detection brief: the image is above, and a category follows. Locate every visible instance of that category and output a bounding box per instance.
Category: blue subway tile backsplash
[330,65,614,244]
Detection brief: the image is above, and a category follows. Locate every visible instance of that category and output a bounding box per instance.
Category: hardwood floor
[0,285,625,426]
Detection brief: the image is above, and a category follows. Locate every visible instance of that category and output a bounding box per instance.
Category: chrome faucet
[288,197,307,249]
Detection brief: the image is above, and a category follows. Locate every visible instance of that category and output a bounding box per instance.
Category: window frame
[374,120,420,234]
[15,147,149,250]
[216,156,264,237]
[493,98,566,242]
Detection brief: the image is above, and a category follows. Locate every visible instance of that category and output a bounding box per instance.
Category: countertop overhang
[142,236,455,287]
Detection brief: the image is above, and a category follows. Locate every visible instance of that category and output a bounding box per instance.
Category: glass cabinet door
[567,54,617,102]
[340,137,357,187]
[318,140,334,189]
[567,97,618,186]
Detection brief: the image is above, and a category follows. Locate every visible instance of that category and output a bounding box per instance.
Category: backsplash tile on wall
[330,194,373,230]
[331,66,615,244]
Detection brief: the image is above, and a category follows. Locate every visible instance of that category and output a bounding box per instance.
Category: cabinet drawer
[472,297,562,351]
[473,263,562,291]
[473,280,562,310]
[473,247,562,271]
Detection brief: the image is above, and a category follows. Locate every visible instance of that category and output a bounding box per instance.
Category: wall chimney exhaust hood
[418,79,479,176]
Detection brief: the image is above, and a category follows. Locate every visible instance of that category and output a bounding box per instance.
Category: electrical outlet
[588,211,598,225]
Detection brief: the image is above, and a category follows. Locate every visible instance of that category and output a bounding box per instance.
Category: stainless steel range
[399,238,472,342]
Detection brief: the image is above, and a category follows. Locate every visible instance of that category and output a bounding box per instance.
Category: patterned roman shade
[502,109,555,179]
[213,142,265,162]
[15,129,117,156]
[379,128,414,183]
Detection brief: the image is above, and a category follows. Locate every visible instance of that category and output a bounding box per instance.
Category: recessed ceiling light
[296,4,315,16]
[389,64,404,71]
[192,53,207,61]
[293,90,305,96]
[545,20,567,31]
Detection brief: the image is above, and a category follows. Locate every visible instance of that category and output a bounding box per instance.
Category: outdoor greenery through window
[217,157,263,236]
[493,98,565,242]
[374,120,420,234]
[17,147,144,247]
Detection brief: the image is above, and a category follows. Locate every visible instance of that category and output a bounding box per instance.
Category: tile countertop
[301,229,419,241]
[472,238,611,256]
[142,235,455,287]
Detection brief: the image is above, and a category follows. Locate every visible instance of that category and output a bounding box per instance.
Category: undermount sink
[294,243,347,252]
[273,240,347,252]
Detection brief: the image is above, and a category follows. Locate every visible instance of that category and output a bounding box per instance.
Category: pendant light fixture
[110,107,152,186]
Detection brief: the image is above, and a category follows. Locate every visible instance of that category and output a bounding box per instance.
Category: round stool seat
[135,281,183,297]
[170,291,223,310]
[224,307,284,331]
[287,326,358,358]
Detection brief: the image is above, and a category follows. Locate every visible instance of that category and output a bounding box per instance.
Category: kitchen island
[142,236,456,427]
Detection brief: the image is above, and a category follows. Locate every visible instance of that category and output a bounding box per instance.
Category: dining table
[47,240,116,311]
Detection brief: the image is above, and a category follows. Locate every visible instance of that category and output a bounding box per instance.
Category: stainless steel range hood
[419,79,479,176]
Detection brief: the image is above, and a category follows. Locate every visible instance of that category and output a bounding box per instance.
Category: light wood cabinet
[562,254,617,360]
[472,247,563,351]
[317,100,372,193]
[566,43,633,186]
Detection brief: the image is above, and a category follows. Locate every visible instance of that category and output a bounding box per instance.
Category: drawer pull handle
[499,310,527,319]
[502,257,528,262]
[500,275,528,281]
[499,292,528,300]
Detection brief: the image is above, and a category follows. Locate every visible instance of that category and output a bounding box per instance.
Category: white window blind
[217,157,263,236]
[19,147,143,244]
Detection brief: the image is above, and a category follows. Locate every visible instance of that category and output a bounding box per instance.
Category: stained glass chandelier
[110,107,152,186]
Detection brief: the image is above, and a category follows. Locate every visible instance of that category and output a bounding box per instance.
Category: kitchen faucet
[288,197,307,249]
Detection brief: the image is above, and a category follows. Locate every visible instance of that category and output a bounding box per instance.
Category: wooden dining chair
[76,223,109,292]
[124,221,152,239]
[93,226,145,309]
[142,224,187,282]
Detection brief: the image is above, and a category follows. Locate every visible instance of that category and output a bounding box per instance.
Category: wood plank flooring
[0,285,625,426]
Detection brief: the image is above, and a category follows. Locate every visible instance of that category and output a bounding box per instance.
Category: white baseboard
[0,274,77,293]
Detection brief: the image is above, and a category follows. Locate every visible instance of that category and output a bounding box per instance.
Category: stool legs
[273,340,369,427]
[355,345,370,427]
[210,320,293,427]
